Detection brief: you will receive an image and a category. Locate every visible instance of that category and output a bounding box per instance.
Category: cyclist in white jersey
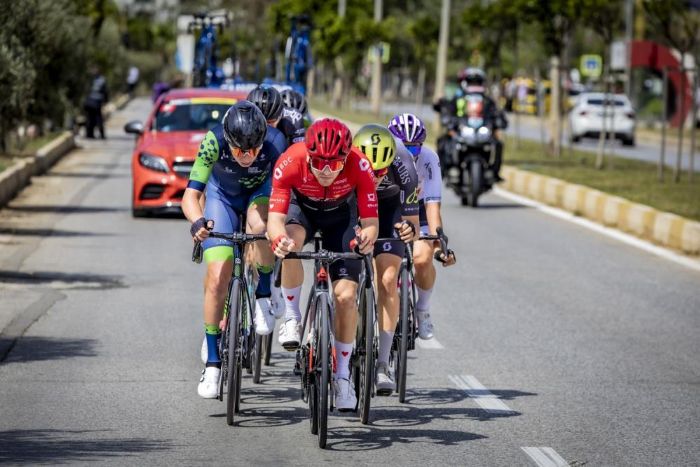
[388,113,456,340]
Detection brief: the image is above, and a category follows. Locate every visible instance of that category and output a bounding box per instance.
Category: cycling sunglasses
[309,157,345,173]
[373,167,388,178]
[405,144,422,157]
[231,145,262,159]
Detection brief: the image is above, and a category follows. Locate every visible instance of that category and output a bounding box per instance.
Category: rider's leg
[375,253,401,365]
[493,138,504,181]
[413,239,436,339]
[247,198,277,335]
[281,223,306,321]
[333,279,359,380]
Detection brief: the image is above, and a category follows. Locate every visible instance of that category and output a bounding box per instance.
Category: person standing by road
[126,66,139,97]
[83,67,109,139]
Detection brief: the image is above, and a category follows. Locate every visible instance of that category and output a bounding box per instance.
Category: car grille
[173,189,185,200]
[140,184,166,200]
[172,160,194,178]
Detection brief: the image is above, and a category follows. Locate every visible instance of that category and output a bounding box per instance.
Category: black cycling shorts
[374,199,405,259]
[286,198,361,282]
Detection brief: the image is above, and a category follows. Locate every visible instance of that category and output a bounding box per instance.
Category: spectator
[83,67,109,139]
[126,66,139,97]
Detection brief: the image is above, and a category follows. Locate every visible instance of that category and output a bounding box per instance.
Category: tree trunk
[596,68,610,169]
[674,69,686,183]
[548,56,561,158]
[416,65,426,110]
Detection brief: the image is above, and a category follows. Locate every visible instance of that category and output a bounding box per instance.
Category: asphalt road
[353,100,698,171]
[0,98,698,466]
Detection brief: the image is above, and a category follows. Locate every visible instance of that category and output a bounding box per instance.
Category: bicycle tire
[264,333,272,366]
[234,282,247,414]
[358,284,375,424]
[253,333,263,384]
[318,293,330,449]
[397,265,410,403]
[226,279,242,426]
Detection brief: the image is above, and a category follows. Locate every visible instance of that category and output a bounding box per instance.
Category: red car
[124,88,247,217]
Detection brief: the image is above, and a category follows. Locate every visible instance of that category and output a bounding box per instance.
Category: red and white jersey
[269,142,378,218]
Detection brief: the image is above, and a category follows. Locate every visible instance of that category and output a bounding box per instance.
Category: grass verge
[311,98,700,221]
[0,132,64,174]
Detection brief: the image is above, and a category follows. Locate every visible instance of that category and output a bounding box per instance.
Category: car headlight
[460,126,475,138]
[139,152,169,173]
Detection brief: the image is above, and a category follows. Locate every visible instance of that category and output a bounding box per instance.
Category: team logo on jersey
[359,159,371,172]
[406,187,419,204]
[274,167,283,179]
[367,193,376,202]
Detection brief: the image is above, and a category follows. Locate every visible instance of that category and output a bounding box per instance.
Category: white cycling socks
[416,286,433,312]
[378,330,394,365]
[282,286,302,321]
[335,341,353,380]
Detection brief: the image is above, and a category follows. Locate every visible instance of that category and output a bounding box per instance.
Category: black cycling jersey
[277,107,306,146]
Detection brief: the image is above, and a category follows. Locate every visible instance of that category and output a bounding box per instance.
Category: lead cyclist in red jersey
[267,118,379,410]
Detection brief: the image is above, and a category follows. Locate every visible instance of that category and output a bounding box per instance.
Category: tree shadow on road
[43,171,129,180]
[0,227,112,237]
[0,270,124,288]
[5,205,128,214]
[0,429,174,464]
[475,202,528,209]
[1,336,99,364]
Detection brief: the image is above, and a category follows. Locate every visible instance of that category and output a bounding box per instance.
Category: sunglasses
[373,167,388,178]
[405,144,422,156]
[309,157,345,173]
[231,146,262,159]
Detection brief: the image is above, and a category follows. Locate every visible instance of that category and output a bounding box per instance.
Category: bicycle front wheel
[226,279,243,425]
[397,265,410,403]
[317,293,330,449]
[253,333,263,384]
[357,284,375,424]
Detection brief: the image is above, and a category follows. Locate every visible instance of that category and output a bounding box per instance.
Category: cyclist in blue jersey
[388,113,456,341]
[182,101,283,399]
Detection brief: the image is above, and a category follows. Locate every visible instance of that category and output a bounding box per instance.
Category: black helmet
[280,89,308,114]
[223,101,267,150]
[458,67,486,90]
[247,86,284,121]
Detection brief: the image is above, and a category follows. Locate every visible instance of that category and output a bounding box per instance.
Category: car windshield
[586,97,626,107]
[153,99,234,132]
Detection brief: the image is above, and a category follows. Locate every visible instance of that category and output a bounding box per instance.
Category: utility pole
[433,0,450,104]
[370,0,383,115]
[624,0,634,103]
[332,0,346,108]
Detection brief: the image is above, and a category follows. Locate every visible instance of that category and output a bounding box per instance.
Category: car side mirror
[124,121,144,135]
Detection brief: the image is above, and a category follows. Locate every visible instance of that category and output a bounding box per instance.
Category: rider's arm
[183,130,220,226]
[267,151,296,255]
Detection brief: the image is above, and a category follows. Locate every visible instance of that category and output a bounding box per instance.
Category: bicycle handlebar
[207,232,268,242]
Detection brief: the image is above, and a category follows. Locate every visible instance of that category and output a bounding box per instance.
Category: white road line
[448,374,515,414]
[416,338,444,349]
[494,187,700,273]
[521,447,569,467]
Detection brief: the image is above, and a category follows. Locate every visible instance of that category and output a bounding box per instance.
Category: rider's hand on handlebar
[191,217,213,242]
[394,221,416,243]
[433,245,456,267]
[271,234,295,258]
[353,226,375,255]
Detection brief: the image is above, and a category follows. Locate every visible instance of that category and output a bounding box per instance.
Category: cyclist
[388,113,456,340]
[278,88,308,146]
[247,85,292,319]
[183,101,284,399]
[353,124,419,396]
[267,118,378,410]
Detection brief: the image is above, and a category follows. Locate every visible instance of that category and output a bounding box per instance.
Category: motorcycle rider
[434,67,507,182]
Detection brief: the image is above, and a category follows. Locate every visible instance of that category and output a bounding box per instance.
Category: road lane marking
[522,447,568,467]
[448,374,515,414]
[494,187,700,273]
[416,338,444,349]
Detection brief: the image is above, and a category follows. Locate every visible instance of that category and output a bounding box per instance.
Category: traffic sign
[580,54,602,79]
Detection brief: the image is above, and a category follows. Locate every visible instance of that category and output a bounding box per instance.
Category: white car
[569,93,636,146]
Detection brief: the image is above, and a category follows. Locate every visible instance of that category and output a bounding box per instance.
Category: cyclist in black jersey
[354,124,419,396]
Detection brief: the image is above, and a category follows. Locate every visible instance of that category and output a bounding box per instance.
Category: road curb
[502,165,700,255]
[0,95,129,209]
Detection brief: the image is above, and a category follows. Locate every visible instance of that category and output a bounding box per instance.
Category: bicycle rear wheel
[264,332,272,366]
[317,293,330,449]
[397,265,410,403]
[226,279,242,425]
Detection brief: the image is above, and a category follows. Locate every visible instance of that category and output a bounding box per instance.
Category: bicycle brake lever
[192,241,203,264]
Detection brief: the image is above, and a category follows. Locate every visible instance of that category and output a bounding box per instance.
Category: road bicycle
[274,235,374,448]
[193,229,266,425]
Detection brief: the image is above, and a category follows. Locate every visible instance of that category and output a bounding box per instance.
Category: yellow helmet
[352,124,396,171]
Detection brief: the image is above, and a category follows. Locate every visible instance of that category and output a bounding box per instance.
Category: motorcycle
[444,116,496,208]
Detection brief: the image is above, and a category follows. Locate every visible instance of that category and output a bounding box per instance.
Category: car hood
[138,131,208,161]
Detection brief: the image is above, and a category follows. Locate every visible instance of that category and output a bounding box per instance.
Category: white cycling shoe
[375,362,394,396]
[197,367,220,399]
[333,377,357,411]
[417,310,434,340]
[254,297,275,336]
[278,318,301,350]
